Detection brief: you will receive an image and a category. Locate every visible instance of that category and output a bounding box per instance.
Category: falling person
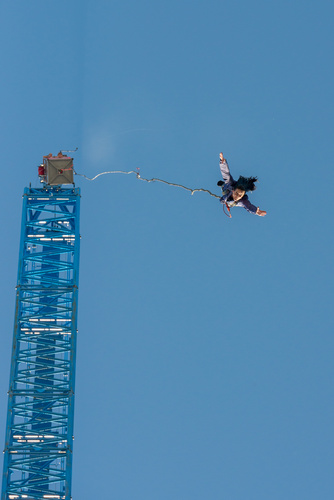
[218,153,267,216]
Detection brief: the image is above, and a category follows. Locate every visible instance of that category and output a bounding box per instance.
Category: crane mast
[2,154,80,500]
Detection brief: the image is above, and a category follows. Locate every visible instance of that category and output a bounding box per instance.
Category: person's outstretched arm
[219,152,234,184]
[238,196,267,216]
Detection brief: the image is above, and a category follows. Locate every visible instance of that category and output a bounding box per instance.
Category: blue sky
[1,1,333,498]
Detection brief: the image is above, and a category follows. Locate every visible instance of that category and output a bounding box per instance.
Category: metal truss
[2,187,81,500]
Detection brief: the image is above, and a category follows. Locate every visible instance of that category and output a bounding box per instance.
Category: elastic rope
[74,168,221,200]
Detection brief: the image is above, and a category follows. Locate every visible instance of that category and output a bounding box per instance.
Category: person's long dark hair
[235,175,258,192]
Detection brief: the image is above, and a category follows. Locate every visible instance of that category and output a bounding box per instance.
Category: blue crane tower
[1,153,81,500]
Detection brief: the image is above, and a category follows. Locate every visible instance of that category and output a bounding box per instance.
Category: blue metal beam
[2,186,80,500]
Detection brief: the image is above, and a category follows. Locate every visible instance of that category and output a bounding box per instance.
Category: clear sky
[1,1,333,498]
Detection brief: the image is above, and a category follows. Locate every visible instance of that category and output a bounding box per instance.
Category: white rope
[74,169,221,200]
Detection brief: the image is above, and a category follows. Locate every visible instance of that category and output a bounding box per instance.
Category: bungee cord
[74,168,221,200]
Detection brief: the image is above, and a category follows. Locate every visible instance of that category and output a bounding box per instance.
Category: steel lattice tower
[2,157,80,500]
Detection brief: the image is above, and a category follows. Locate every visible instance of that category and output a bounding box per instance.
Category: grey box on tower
[45,156,74,185]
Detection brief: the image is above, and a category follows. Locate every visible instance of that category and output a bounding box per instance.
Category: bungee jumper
[217,153,267,217]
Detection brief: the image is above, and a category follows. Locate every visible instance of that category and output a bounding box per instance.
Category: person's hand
[219,152,225,162]
[256,208,267,216]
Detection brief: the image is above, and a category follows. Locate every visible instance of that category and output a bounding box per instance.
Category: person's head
[232,187,246,201]
[235,175,258,193]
